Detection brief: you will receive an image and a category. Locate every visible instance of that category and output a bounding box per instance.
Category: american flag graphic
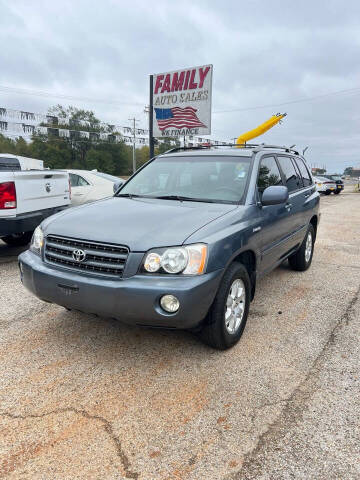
[155,107,206,131]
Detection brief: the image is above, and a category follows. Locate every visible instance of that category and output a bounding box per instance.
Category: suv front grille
[44,235,129,277]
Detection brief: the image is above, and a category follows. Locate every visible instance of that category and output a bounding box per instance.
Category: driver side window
[257,156,283,194]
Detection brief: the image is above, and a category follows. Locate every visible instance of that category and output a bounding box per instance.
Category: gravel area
[0,189,359,479]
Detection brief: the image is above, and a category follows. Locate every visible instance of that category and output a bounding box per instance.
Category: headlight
[144,252,161,272]
[161,248,188,273]
[143,244,207,275]
[30,226,44,255]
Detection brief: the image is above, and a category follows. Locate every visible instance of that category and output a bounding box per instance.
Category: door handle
[285,202,292,211]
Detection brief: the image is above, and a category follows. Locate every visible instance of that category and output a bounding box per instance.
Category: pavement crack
[226,283,360,479]
[0,408,139,479]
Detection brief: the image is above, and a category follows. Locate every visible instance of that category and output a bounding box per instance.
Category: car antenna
[303,146,309,155]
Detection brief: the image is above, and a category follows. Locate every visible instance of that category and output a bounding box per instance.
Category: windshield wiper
[154,195,219,203]
[116,193,143,198]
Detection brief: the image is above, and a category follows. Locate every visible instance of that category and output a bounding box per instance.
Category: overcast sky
[1,0,360,172]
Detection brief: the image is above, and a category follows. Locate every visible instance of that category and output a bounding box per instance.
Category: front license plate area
[58,283,79,296]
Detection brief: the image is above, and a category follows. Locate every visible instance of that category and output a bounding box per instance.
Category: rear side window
[69,173,90,187]
[294,158,312,187]
[277,156,301,192]
[257,156,283,193]
[77,175,90,186]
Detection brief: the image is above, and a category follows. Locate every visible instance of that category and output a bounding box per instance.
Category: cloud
[0,0,360,171]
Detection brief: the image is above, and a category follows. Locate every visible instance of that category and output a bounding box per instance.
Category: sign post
[149,64,212,148]
[149,74,155,159]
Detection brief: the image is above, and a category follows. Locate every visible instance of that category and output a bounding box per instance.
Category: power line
[213,87,360,114]
[0,84,144,107]
[2,83,360,115]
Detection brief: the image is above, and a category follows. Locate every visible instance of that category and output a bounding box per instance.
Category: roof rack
[163,143,300,156]
[252,143,300,155]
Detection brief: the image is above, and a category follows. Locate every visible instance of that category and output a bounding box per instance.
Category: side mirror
[261,185,289,206]
[113,181,123,194]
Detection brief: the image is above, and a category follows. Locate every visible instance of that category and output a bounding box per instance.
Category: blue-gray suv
[19,144,320,349]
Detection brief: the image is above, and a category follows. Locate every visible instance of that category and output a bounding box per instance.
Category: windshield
[329,175,341,181]
[117,155,251,203]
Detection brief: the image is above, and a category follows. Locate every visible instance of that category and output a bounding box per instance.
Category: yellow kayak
[236,113,287,145]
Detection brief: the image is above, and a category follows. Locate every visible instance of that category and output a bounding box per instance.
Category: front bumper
[19,250,224,329]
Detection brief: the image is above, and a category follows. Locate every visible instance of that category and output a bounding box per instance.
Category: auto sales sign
[152,64,213,137]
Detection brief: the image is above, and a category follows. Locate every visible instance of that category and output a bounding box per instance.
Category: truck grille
[44,235,129,277]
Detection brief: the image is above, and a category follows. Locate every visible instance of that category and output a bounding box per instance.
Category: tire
[334,190,341,195]
[200,262,251,350]
[288,225,315,272]
[2,231,33,246]
[325,190,331,195]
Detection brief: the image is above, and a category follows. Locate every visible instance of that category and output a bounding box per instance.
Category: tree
[156,137,180,155]
[0,134,17,154]
[0,134,31,156]
[344,167,353,176]
[136,146,150,169]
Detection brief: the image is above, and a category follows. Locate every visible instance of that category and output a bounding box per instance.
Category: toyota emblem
[72,249,86,262]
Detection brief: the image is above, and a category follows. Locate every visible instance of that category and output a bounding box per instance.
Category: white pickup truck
[0,153,71,246]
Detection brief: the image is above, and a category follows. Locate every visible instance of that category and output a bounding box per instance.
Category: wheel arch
[310,215,318,239]
[232,249,257,301]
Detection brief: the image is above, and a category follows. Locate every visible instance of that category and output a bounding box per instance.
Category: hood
[43,196,237,251]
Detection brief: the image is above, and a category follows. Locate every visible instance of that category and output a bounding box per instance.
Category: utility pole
[129,117,139,173]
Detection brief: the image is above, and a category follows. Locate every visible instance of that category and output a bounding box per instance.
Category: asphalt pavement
[0,189,359,479]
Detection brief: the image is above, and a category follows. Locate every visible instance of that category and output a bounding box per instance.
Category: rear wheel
[2,231,33,246]
[288,225,315,271]
[200,262,250,350]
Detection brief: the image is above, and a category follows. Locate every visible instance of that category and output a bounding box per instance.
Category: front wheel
[2,231,33,246]
[325,190,331,195]
[288,225,315,271]
[199,262,251,350]
[334,190,341,195]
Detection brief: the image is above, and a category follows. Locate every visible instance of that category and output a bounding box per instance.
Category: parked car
[19,145,319,349]
[0,154,70,246]
[65,169,125,206]
[314,176,337,195]
[324,174,344,194]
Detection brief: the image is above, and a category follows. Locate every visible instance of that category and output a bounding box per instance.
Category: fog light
[160,295,180,313]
